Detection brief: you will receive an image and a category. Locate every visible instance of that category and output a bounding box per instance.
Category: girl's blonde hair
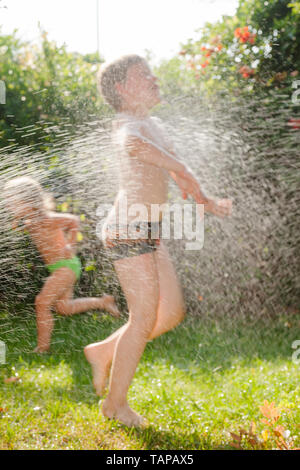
[97,54,145,111]
[4,176,55,212]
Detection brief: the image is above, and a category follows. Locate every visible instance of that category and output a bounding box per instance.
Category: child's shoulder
[115,113,166,137]
[114,113,143,129]
[113,113,145,142]
[46,211,78,226]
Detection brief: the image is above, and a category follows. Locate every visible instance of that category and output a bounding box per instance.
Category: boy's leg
[149,240,185,338]
[55,290,119,317]
[84,242,185,396]
[102,252,159,427]
[35,268,76,352]
[84,324,127,396]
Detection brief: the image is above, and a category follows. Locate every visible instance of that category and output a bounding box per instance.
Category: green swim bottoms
[47,256,81,281]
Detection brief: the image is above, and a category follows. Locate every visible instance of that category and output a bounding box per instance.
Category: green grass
[0,307,299,450]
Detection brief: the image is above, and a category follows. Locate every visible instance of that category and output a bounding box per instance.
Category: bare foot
[101,295,120,318]
[102,399,147,428]
[84,343,111,396]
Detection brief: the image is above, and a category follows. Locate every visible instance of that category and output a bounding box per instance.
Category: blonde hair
[97,54,145,111]
[4,176,55,213]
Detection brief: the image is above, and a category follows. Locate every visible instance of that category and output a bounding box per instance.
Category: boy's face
[117,60,161,113]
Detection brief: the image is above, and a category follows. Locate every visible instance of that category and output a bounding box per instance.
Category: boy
[84,55,232,426]
[4,177,119,352]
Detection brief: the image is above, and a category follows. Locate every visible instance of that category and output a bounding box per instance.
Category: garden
[0,0,299,450]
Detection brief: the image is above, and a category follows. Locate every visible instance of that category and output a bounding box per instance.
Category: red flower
[249,34,256,44]
[242,33,251,42]
[235,26,255,44]
[239,65,255,78]
[234,27,241,38]
[288,118,300,129]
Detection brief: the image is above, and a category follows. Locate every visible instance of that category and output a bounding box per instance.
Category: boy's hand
[170,168,233,218]
[205,199,232,218]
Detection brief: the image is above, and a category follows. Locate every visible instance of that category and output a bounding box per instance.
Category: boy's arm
[127,135,211,203]
[169,170,210,205]
[170,171,232,217]
[49,213,79,248]
[126,135,186,174]
[126,135,232,217]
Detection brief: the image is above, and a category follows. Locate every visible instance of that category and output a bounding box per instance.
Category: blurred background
[0,0,299,317]
[0,0,300,451]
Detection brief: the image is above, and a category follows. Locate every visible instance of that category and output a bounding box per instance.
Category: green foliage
[154,0,300,307]
[238,0,300,76]
[288,1,300,15]
[156,0,300,96]
[0,28,108,148]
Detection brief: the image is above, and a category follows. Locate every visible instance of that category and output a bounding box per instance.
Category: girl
[4,176,119,352]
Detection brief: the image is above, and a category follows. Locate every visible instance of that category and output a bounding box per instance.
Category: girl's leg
[34,268,76,352]
[84,241,185,396]
[55,290,119,317]
[102,252,160,426]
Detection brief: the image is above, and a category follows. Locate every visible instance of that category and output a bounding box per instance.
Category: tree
[0,28,107,148]
[156,0,300,97]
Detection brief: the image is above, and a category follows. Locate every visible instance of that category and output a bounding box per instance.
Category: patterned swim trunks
[104,221,161,261]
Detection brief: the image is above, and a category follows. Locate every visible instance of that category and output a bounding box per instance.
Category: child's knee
[55,300,68,315]
[35,293,52,313]
[131,310,157,338]
[35,294,45,310]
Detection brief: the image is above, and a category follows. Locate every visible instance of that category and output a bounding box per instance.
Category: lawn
[0,306,299,450]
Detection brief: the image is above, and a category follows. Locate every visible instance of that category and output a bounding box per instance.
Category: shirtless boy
[84,55,232,427]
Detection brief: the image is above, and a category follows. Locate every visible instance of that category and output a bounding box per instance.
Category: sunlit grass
[0,309,299,449]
